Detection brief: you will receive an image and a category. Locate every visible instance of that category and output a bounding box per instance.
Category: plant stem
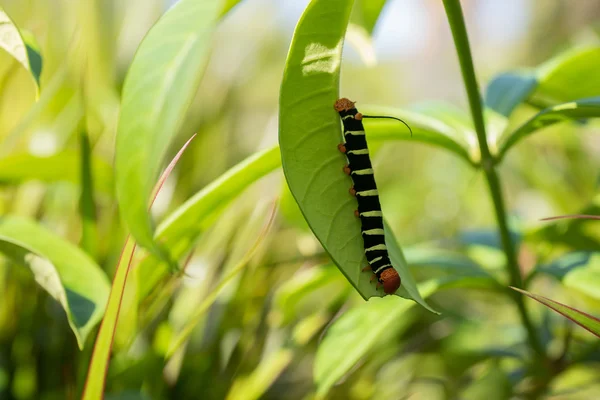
[442,0,545,358]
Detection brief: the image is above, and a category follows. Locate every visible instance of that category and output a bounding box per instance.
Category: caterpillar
[334,98,403,295]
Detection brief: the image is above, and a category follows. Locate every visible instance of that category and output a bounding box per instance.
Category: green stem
[79,128,98,258]
[442,0,544,358]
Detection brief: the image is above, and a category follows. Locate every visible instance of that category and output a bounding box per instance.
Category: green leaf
[82,238,136,400]
[0,216,110,348]
[534,46,600,104]
[485,72,537,118]
[511,287,600,338]
[498,97,600,160]
[360,104,474,164]
[280,0,439,305]
[82,133,197,400]
[351,0,387,34]
[136,146,282,301]
[0,8,42,92]
[563,254,600,300]
[115,0,222,260]
[404,247,501,289]
[0,151,113,194]
[535,252,595,281]
[314,280,440,397]
[384,221,437,313]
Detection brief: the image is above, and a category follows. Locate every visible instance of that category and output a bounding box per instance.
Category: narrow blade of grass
[82,135,196,400]
[511,286,600,338]
[165,201,278,359]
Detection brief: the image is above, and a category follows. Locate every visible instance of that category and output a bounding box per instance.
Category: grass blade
[165,201,278,359]
[511,286,600,338]
[82,135,196,400]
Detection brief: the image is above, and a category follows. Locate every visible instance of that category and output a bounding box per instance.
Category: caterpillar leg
[354,209,359,218]
[337,143,347,153]
[349,186,356,196]
[342,164,351,175]
[362,265,371,272]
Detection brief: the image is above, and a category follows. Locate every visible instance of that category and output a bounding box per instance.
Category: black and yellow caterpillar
[334,98,401,295]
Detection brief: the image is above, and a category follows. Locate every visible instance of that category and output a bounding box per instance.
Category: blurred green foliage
[0,0,600,399]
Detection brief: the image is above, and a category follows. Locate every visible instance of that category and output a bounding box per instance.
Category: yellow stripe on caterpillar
[347,149,369,155]
[351,168,374,175]
[360,210,383,217]
[365,244,387,252]
[374,264,393,274]
[356,189,378,197]
[363,228,385,235]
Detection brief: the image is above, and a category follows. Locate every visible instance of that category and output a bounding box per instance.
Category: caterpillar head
[334,98,356,112]
[380,268,401,294]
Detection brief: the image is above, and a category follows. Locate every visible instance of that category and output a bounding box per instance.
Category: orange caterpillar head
[380,268,401,294]
[334,98,356,112]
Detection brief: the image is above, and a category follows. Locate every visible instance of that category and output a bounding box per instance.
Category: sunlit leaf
[280,0,439,306]
[0,7,42,92]
[534,46,600,104]
[314,280,439,398]
[82,135,196,400]
[115,0,222,260]
[0,151,113,194]
[485,72,537,118]
[136,146,282,301]
[498,97,600,159]
[0,216,110,348]
[511,286,600,338]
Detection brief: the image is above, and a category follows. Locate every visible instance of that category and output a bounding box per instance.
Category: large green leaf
[497,97,600,160]
[279,0,436,305]
[115,0,222,260]
[511,287,600,338]
[534,46,600,104]
[0,216,110,348]
[314,280,439,398]
[0,7,42,92]
[485,72,537,118]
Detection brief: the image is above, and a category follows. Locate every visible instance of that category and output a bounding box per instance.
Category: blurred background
[1,0,600,399]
